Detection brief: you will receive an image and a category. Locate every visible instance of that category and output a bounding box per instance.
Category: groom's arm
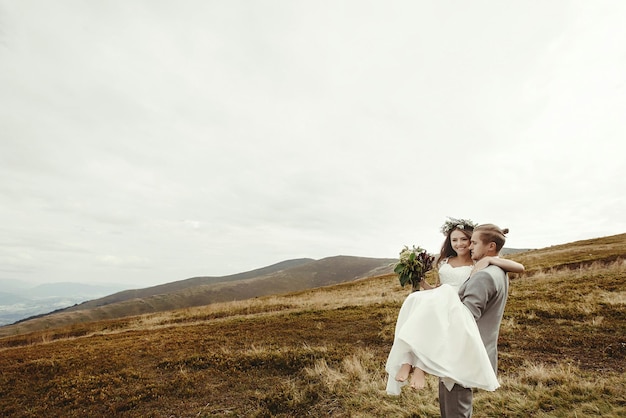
[460,270,496,321]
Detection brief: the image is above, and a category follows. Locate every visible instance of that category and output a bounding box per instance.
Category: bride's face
[450,230,470,256]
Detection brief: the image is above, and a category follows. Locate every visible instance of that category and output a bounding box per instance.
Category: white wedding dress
[384,262,499,395]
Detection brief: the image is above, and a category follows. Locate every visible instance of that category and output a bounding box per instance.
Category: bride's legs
[410,367,426,390]
[395,363,413,382]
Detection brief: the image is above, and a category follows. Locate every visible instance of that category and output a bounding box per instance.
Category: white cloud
[1,0,625,286]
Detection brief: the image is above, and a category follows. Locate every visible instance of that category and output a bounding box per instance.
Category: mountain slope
[4,234,624,335]
[64,258,315,310]
[0,233,624,417]
[0,282,131,326]
[1,255,394,335]
[505,232,626,272]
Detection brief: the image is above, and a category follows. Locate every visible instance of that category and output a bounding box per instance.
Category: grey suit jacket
[458,264,509,374]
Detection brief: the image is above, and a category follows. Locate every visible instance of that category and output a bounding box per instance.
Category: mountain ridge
[64,257,316,310]
[4,233,623,334]
[1,255,395,334]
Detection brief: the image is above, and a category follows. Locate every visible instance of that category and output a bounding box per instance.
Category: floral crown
[440,217,477,236]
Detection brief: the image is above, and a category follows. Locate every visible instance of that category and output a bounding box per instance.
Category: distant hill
[5,233,623,336]
[64,258,316,310]
[0,282,130,326]
[501,247,533,256]
[2,256,395,334]
[0,292,29,305]
[503,233,626,273]
[27,282,128,298]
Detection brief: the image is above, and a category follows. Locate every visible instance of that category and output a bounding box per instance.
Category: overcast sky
[1,1,625,288]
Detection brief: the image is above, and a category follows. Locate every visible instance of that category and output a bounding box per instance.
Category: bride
[385,218,524,395]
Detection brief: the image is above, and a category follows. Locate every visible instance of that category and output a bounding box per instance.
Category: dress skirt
[385,284,500,395]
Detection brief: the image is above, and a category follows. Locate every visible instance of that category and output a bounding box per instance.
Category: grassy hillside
[504,233,626,273]
[0,234,624,417]
[0,255,395,337]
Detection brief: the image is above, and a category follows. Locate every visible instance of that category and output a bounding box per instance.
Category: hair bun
[502,228,509,235]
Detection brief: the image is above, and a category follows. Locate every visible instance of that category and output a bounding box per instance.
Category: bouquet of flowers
[393,245,435,292]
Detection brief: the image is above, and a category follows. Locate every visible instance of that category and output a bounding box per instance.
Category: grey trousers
[438,380,473,418]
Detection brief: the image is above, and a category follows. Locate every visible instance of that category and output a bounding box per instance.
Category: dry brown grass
[0,234,625,417]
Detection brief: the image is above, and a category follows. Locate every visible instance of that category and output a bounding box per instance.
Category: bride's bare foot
[395,363,413,382]
[410,367,426,390]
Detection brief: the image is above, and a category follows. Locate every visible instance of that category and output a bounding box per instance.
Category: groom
[439,224,511,417]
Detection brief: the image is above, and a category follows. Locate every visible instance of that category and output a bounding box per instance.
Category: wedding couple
[385,218,524,417]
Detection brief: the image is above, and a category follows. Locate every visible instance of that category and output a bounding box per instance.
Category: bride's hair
[474,224,509,252]
[438,226,474,264]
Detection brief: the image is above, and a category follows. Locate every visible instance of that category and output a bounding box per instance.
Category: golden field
[1,234,625,417]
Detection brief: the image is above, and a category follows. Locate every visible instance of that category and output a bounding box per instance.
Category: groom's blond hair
[474,224,509,252]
